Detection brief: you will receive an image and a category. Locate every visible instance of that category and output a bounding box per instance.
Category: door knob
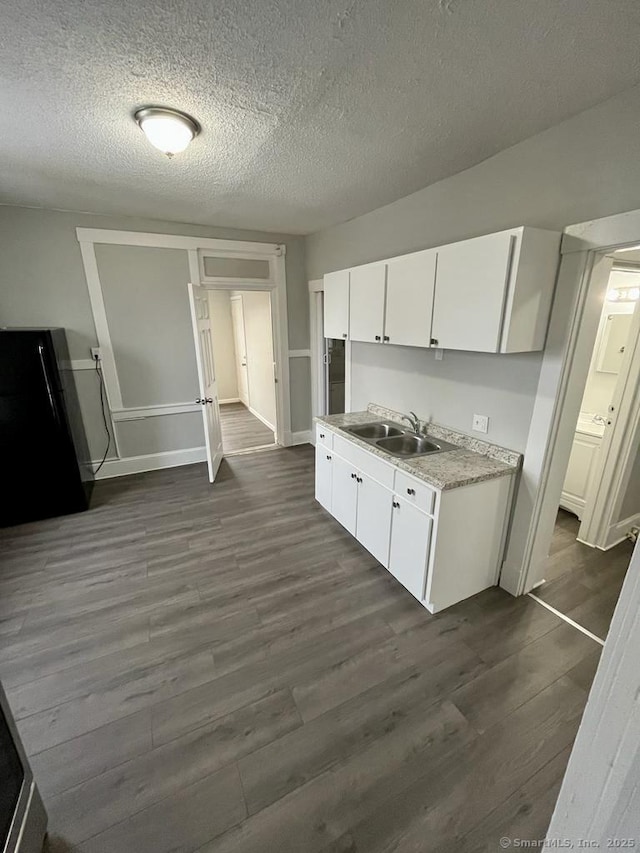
[204,397,213,404]
[195,398,203,404]
[374,335,381,341]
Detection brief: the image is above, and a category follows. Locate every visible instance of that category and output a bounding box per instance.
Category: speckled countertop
[314,404,522,491]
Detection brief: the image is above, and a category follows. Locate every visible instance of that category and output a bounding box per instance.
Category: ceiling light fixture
[134,107,200,157]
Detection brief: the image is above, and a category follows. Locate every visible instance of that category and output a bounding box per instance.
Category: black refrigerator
[0,328,94,527]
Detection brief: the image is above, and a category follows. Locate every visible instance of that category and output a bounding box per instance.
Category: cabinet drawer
[394,470,436,515]
[316,424,333,449]
[332,434,394,489]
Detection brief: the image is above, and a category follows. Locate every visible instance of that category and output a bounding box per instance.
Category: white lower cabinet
[315,427,513,613]
[388,497,432,600]
[330,453,358,535]
[315,444,333,512]
[355,474,393,567]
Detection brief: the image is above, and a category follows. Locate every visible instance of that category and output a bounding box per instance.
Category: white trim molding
[291,430,312,445]
[76,228,280,256]
[288,349,311,358]
[248,405,276,433]
[218,397,241,405]
[111,403,201,422]
[92,446,206,479]
[600,512,640,551]
[69,358,97,371]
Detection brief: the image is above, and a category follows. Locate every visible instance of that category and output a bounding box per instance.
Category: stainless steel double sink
[344,421,458,458]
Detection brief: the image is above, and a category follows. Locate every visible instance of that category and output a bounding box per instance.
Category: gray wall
[0,206,310,462]
[306,84,640,453]
[619,446,640,522]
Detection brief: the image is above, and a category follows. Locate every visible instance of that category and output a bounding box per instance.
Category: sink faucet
[402,411,422,435]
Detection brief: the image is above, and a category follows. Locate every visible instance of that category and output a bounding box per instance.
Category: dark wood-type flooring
[0,449,604,852]
[536,509,633,640]
[219,402,274,453]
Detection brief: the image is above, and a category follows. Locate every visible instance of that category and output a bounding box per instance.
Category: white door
[188,283,223,483]
[323,270,350,340]
[388,497,432,600]
[349,264,387,344]
[355,474,393,566]
[330,454,358,535]
[230,296,249,406]
[385,250,437,348]
[431,232,515,352]
[315,444,333,511]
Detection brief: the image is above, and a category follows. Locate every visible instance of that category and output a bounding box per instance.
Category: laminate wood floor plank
[48,690,300,845]
[0,448,602,852]
[536,510,632,639]
[219,402,274,453]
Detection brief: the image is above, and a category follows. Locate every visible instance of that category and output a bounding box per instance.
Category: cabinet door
[330,453,358,535]
[315,445,333,511]
[388,497,432,600]
[324,270,350,340]
[355,474,393,567]
[431,232,515,352]
[349,264,387,343]
[560,433,601,516]
[384,250,437,348]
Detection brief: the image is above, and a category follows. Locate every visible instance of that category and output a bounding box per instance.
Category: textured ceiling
[1,0,640,234]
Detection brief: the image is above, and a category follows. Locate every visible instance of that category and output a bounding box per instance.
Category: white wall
[236,291,277,430]
[580,297,634,417]
[208,291,239,402]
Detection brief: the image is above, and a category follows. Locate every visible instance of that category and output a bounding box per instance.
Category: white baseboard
[248,405,275,432]
[601,512,640,550]
[92,446,207,480]
[219,398,241,405]
[291,430,312,445]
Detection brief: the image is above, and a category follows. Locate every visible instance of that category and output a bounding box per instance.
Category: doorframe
[504,208,640,595]
[578,295,640,549]
[193,258,290,447]
[229,294,250,408]
[309,278,352,429]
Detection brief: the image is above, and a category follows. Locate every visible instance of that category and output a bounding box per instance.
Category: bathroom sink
[346,422,403,439]
[376,434,444,457]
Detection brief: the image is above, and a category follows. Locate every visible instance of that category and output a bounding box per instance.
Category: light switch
[472,414,489,434]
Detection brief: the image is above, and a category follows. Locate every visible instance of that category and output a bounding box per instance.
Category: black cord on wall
[94,355,112,474]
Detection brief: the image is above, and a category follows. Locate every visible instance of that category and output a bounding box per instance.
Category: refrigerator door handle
[38,343,61,425]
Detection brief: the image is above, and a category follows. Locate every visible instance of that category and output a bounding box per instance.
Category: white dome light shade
[134,107,200,157]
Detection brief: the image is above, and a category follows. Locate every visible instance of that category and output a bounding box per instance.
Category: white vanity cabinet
[314,424,514,613]
[560,417,604,519]
[323,226,560,354]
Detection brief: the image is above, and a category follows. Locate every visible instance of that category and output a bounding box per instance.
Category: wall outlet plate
[472,414,489,434]
[90,346,102,361]
[434,348,444,361]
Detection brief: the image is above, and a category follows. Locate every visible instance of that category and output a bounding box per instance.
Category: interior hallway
[534,510,633,641]
[0,448,601,853]
[219,402,275,453]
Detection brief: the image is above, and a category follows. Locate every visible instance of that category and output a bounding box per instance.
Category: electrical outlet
[472,414,489,434]
[90,346,102,361]
[434,348,444,361]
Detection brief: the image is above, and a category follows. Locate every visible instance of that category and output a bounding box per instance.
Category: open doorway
[309,281,350,419]
[531,260,640,641]
[208,289,277,455]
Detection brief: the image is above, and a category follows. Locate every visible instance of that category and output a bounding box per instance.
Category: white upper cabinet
[431,227,561,353]
[323,269,350,340]
[349,264,387,343]
[385,250,437,348]
[325,225,560,354]
[431,231,514,353]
